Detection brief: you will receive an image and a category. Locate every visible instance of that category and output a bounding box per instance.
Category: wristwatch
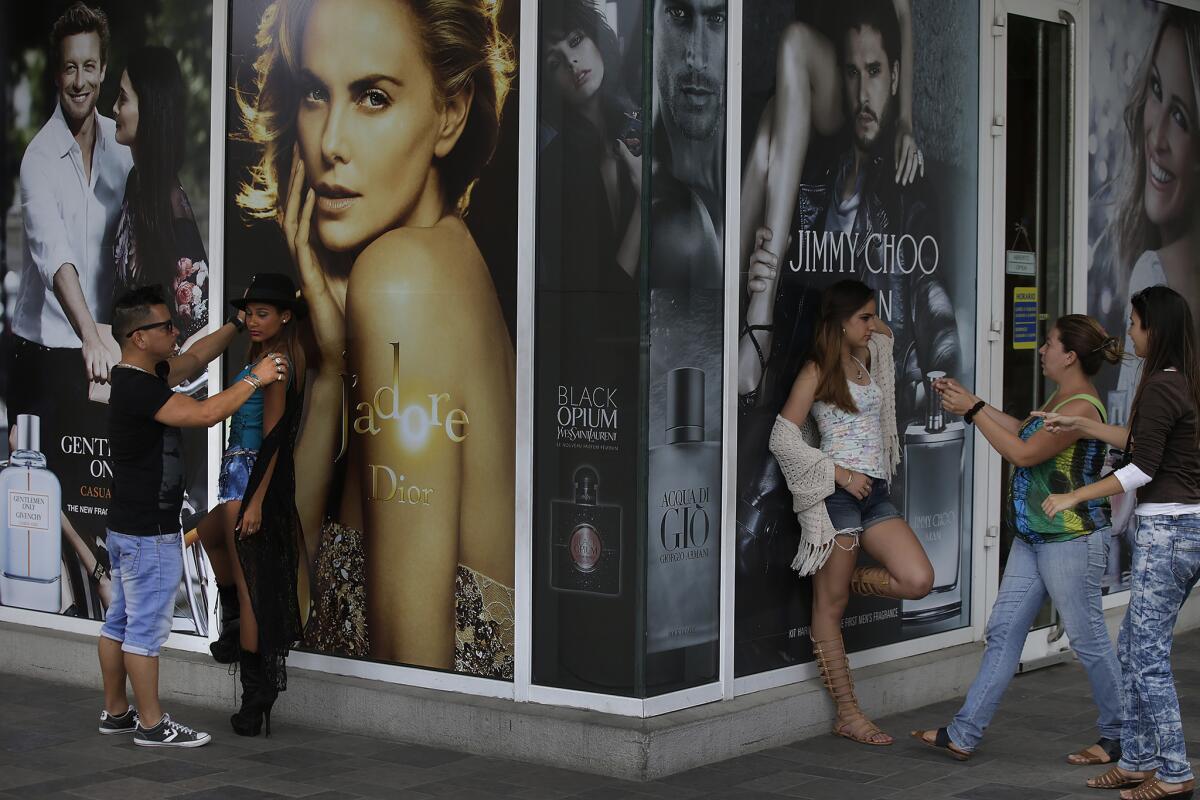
[226,311,246,333]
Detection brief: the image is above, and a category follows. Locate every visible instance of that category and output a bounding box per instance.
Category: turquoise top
[227,364,263,451]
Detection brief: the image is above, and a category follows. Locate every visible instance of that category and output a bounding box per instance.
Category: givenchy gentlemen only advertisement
[0,0,214,633]
[736,0,979,676]
[226,0,520,679]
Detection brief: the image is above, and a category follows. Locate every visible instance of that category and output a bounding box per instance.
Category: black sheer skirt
[235,383,304,691]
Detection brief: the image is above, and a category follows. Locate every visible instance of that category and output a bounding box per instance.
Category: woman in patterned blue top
[912,315,1125,766]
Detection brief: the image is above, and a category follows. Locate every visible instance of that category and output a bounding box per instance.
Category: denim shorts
[99,531,183,657]
[824,477,901,534]
[217,449,258,503]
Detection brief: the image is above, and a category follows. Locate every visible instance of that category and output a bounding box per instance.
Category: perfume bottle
[1,415,63,612]
[646,367,721,653]
[551,466,621,595]
[900,372,965,623]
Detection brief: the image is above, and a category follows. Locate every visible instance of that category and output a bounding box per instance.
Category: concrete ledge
[0,619,986,780]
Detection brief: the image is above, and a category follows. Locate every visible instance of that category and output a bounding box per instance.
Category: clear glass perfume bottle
[900,372,965,623]
[646,367,721,653]
[1,414,62,612]
[551,466,621,595]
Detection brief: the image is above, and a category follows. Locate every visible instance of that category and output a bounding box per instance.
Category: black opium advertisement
[736,0,979,676]
[533,0,643,695]
[644,0,727,695]
[225,0,520,679]
[1086,0,1200,594]
[0,0,214,635]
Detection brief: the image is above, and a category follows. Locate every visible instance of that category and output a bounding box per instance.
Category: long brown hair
[1118,10,1200,279]
[245,304,307,394]
[1054,314,1123,377]
[810,280,873,414]
[1130,285,1200,445]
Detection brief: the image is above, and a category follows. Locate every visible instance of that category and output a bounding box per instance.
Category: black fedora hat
[230,273,308,318]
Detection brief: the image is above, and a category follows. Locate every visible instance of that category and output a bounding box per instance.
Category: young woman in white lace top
[778,279,933,746]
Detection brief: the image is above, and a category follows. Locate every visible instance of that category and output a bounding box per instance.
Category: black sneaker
[98,706,138,735]
[133,713,212,748]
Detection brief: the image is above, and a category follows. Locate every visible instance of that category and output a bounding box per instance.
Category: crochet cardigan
[768,333,901,575]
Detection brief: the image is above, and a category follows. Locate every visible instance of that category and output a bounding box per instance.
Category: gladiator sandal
[850,566,900,598]
[811,634,892,746]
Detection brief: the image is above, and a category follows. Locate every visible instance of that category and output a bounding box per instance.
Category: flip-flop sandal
[1088,766,1154,790]
[1068,737,1122,765]
[910,727,971,762]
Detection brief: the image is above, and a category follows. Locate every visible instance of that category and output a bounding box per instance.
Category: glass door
[992,0,1081,668]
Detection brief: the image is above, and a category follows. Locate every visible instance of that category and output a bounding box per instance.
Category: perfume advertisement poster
[644,0,727,695]
[225,0,519,679]
[0,0,214,634]
[1085,0,1200,595]
[532,0,643,694]
[735,0,979,676]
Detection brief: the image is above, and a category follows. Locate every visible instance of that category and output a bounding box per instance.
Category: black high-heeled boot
[230,650,277,737]
[209,585,240,664]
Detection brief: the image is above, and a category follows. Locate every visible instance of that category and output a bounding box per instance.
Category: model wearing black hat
[193,271,308,737]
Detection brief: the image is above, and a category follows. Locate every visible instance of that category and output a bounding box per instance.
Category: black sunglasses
[126,319,176,338]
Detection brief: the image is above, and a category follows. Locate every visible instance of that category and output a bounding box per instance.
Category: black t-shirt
[107,362,185,534]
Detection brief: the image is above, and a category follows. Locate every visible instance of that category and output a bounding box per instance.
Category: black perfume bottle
[551,466,621,596]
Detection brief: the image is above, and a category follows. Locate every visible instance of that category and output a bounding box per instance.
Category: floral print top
[113,181,209,341]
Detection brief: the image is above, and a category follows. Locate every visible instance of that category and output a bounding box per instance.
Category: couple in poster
[2,1,210,624]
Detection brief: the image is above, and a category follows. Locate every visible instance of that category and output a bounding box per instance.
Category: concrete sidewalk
[2,631,1200,800]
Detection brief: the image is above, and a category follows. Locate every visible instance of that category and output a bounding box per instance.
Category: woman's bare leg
[810,534,892,745]
[220,501,259,651]
[859,518,935,600]
[196,503,234,587]
[740,23,844,391]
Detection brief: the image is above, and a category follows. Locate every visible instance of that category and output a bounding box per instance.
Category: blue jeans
[1117,514,1200,783]
[99,531,183,657]
[948,529,1122,752]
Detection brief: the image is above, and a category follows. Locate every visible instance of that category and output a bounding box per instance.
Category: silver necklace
[115,362,156,377]
[845,355,866,381]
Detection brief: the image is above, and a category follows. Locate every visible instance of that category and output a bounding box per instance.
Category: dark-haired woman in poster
[111,46,207,341]
[236,0,516,678]
[539,0,642,292]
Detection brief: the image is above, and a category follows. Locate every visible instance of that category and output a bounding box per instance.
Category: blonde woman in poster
[236,0,516,678]
[1090,6,1200,557]
[1111,7,1200,433]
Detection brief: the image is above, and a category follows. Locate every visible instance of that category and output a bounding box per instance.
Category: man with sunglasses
[97,285,286,748]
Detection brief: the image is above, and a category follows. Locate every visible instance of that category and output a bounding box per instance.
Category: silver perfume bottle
[900,372,965,623]
[1,415,63,612]
[646,368,721,653]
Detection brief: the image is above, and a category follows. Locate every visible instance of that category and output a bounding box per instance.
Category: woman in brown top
[1040,286,1200,800]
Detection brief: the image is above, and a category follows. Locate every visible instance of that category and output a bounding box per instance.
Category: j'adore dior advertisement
[736,0,979,677]
[0,0,214,633]
[225,0,519,679]
[533,0,643,695]
[1086,0,1200,594]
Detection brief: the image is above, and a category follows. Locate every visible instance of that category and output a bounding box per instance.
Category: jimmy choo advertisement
[735,0,980,676]
[225,0,519,679]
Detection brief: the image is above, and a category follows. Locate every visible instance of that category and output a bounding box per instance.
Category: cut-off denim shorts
[99,530,183,657]
[824,476,901,535]
[217,449,258,504]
